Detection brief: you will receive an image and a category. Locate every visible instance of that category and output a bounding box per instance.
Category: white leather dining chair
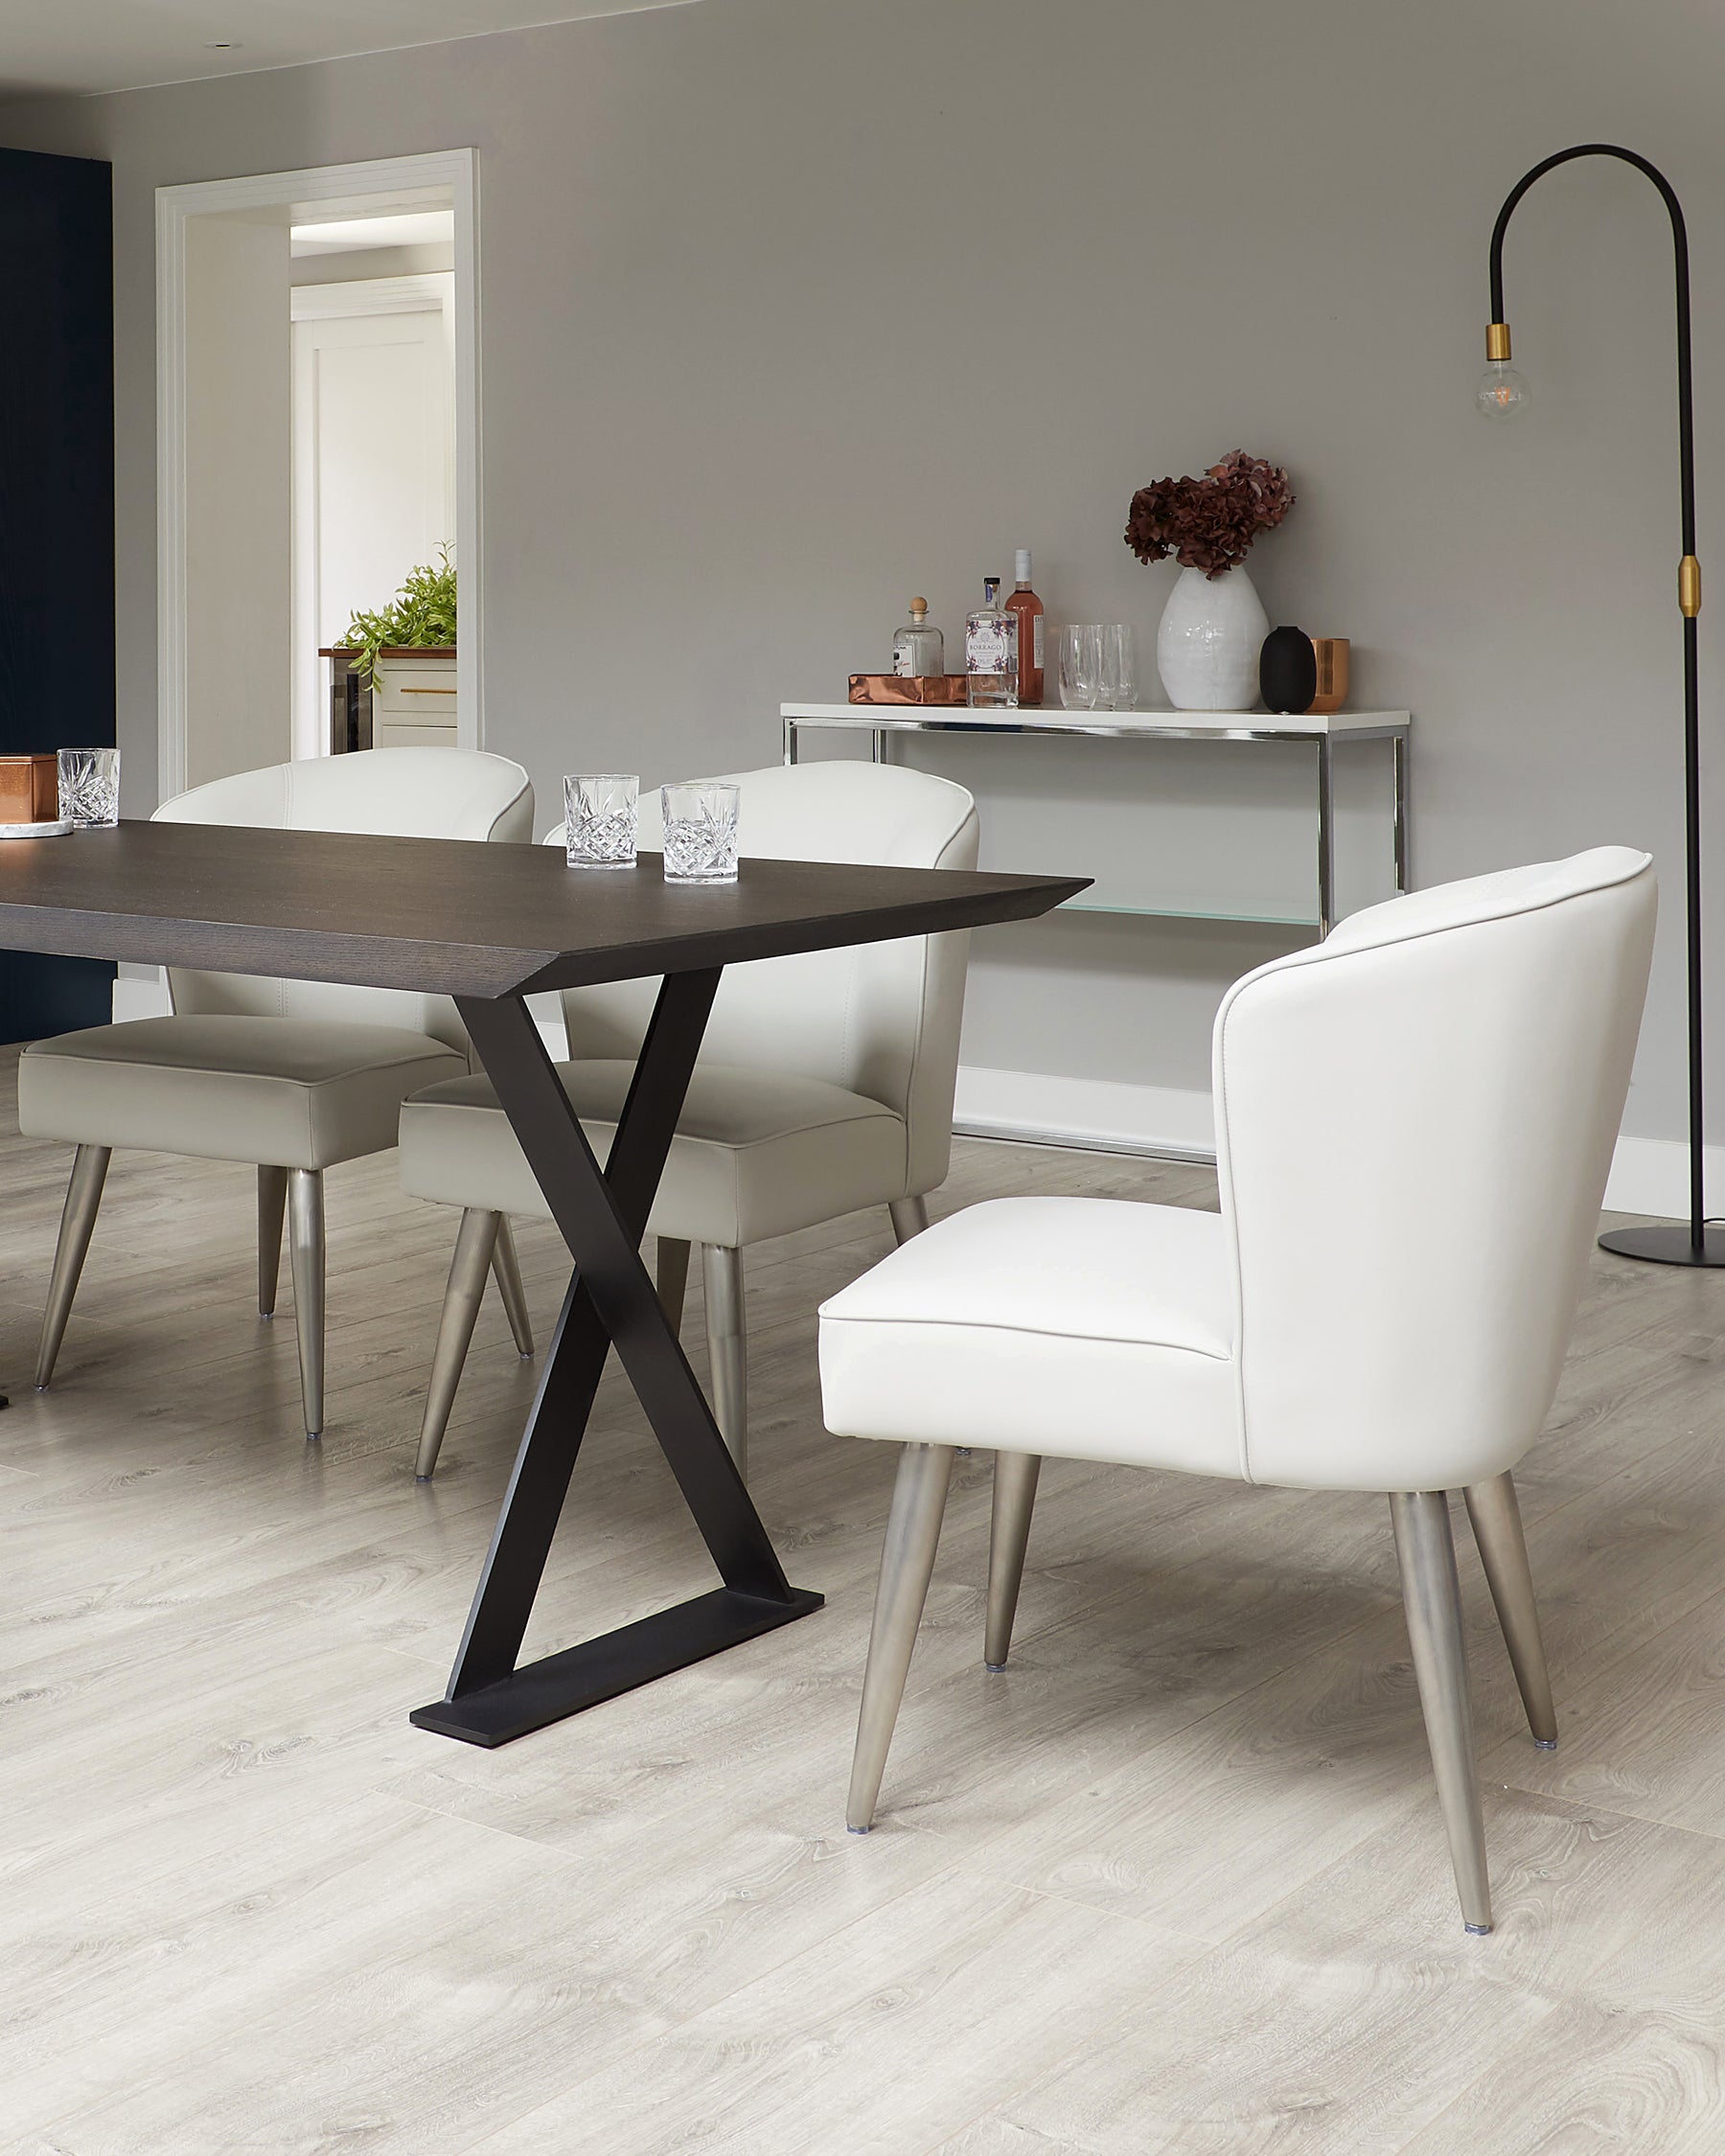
[818,847,1656,1934]
[397,761,979,1482]
[19,748,535,1443]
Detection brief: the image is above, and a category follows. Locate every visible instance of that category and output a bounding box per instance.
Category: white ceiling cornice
[0,0,702,102]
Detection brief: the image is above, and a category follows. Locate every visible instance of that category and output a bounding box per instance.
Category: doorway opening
[292,209,456,762]
[155,150,479,798]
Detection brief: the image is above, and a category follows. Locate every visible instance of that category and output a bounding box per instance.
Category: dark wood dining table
[0,819,1086,1744]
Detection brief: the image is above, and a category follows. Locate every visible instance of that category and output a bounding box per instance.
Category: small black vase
[1259,626,1317,715]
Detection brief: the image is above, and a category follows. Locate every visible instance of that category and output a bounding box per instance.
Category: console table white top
[781,704,1411,741]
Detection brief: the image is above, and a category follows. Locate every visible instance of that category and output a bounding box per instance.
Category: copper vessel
[0,753,59,823]
[1308,638,1350,715]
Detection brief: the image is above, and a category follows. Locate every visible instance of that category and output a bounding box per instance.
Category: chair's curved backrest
[550,763,979,1200]
[155,749,535,1047]
[1215,847,1656,1493]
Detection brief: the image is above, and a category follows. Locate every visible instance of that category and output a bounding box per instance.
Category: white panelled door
[290,276,455,759]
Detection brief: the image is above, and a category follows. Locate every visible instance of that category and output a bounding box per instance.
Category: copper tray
[848,674,971,707]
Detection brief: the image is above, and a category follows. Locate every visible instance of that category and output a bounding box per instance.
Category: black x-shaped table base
[409,970,822,1748]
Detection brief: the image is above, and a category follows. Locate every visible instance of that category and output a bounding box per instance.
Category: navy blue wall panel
[0,144,117,1044]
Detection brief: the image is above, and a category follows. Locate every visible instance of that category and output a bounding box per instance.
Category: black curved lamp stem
[1490,145,1709,1262]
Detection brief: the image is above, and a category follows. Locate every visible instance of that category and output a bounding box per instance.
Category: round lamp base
[1598,1222,1725,1268]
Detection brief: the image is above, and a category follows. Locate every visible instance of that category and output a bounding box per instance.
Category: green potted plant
[343,547,457,690]
[337,550,459,748]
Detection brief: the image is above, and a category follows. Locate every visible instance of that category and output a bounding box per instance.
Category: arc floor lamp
[1480,144,1717,1266]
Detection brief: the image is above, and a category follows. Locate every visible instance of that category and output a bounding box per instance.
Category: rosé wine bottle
[1003,549,1045,705]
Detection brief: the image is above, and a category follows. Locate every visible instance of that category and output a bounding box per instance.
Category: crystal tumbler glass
[660,780,740,884]
[58,745,120,828]
[564,773,639,868]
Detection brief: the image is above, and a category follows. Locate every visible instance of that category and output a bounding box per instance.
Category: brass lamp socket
[1486,322,1512,363]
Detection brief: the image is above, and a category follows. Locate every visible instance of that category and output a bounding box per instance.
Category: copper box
[0,753,59,823]
[848,674,971,706]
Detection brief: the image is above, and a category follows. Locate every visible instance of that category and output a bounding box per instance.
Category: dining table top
[0,819,1090,999]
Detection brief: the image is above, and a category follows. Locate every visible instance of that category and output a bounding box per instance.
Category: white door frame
[156,149,481,799]
[290,273,456,760]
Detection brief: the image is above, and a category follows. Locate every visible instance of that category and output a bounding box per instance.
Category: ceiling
[0,0,699,100]
[290,210,455,255]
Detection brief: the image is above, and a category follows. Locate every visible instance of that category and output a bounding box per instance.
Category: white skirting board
[1602,1135,1725,1223]
[953,1066,1218,1161]
[953,1062,1716,1223]
[112,966,172,1021]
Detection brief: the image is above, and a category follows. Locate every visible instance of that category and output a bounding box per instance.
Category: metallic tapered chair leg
[35,1143,111,1388]
[288,1168,326,1443]
[1391,1490,1493,1935]
[657,1235,692,1329]
[1464,1470,1558,1749]
[490,1215,535,1358]
[415,1208,500,1481]
[257,1164,288,1318]
[986,1451,1042,1671]
[848,1441,955,1833]
[702,1241,748,1479]
[888,1195,931,1246]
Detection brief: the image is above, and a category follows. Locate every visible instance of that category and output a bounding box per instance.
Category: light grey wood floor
[4,1041,1725,2153]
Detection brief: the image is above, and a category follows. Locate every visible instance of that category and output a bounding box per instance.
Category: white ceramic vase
[1155,564,1269,712]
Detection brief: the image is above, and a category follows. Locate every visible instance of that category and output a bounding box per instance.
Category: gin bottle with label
[964,577,1018,708]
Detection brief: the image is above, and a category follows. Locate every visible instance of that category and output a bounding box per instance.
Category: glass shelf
[1057,898,1321,929]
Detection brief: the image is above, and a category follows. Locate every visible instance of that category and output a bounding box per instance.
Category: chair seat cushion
[399,1058,908,1249]
[818,1196,1245,1479]
[18,1015,466,1172]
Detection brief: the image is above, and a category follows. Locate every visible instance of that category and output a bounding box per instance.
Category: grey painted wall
[2,0,1719,1141]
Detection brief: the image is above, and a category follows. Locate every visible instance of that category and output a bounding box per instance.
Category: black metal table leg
[410,972,822,1747]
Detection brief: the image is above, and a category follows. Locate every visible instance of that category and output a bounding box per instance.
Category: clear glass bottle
[1004,548,1045,705]
[964,577,1018,708]
[892,597,944,678]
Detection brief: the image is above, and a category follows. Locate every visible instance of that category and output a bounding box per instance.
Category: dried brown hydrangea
[1125,450,1295,579]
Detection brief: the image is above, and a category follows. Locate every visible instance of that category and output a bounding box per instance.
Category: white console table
[782,703,1411,939]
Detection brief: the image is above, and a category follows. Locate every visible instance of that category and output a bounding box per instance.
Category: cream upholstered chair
[819,848,1656,1934]
[398,761,979,1481]
[19,748,535,1442]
